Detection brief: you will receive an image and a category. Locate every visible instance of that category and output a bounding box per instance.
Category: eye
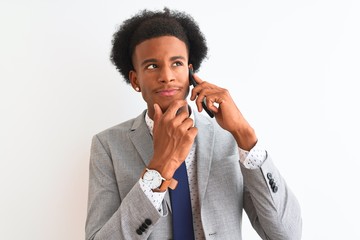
[146,64,157,70]
[172,61,184,67]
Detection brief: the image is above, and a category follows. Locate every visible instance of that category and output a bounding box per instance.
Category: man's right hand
[147,100,198,180]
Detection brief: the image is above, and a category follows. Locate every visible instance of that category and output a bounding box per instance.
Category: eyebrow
[140,56,187,67]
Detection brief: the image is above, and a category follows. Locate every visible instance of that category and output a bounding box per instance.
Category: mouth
[156,88,181,97]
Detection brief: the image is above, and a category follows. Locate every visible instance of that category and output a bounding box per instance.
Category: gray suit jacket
[85,110,302,240]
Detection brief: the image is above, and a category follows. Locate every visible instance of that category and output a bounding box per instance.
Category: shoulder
[94,110,147,141]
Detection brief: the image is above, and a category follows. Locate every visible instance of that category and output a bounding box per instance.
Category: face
[129,36,190,119]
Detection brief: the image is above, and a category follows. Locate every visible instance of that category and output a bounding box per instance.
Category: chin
[159,98,186,112]
[158,102,172,112]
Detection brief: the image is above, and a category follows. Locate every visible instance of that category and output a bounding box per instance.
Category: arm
[190,73,302,239]
[86,101,197,240]
[146,101,197,180]
[241,153,302,240]
[85,135,165,240]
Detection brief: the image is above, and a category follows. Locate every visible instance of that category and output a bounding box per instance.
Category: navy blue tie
[169,162,195,240]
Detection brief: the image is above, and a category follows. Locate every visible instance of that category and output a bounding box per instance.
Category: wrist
[231,127,257,151]
[147,158,178,180]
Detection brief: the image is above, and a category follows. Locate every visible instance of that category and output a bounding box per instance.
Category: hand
[148,100,198,179]
[189,74,257,150]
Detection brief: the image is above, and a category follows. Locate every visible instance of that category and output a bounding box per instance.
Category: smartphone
[189,69,214,118]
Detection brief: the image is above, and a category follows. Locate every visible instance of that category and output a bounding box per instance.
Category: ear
[129,70,140,92]
[188,64,193,71]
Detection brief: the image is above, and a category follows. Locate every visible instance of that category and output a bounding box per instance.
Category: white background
[1,0,359,239]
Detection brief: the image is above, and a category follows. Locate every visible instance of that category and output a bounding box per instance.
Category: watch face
[143,169,162,189]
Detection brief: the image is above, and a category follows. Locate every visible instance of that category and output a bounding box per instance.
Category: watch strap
[154,178,178,192]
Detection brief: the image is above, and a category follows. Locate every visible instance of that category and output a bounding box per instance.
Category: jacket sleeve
[85,135,167,240]
[241,154,302,240]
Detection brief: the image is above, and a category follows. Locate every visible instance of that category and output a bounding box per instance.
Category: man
[85,8,302,240]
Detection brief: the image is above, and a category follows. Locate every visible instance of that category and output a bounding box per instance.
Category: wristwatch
[141,168,178,192]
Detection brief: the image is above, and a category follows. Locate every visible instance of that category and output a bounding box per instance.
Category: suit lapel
[194,111,215,207]
[128,110,154,167]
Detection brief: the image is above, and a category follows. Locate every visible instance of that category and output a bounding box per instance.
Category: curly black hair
[110,8,208,84]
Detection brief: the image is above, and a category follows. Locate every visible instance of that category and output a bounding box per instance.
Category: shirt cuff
[238,141,267,169]
[138,178,166,213]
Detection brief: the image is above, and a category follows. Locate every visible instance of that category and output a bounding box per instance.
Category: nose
[158,66,175,83]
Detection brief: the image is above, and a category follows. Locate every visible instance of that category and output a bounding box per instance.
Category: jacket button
[136,229,143,235]
[267,173,273,180]
[145,218,152,226]
[272,185,278,193]
[269,179,275,186]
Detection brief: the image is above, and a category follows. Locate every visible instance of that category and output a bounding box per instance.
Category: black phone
[189,69,214,118]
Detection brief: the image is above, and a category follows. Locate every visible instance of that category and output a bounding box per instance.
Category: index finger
[191,72,204,85]
[162,100,188,118]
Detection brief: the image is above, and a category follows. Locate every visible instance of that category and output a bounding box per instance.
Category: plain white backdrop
[1,0,359,239]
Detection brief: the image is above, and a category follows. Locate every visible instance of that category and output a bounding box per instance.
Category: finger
[205,96,224,113]
[175,105,189,116]
[179,117,195,131]
[179,125,198,144]
[176,106,190,119]
[190,85,208,112]
[190,87,197,101]
[190,80,211,101]
[192,72,203,84]
[189,73,207,101]
[170,107,191,127]
[187,127,198,139]
[163,100,188,118]
[195,89,211,112]
[193,95,203,113]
